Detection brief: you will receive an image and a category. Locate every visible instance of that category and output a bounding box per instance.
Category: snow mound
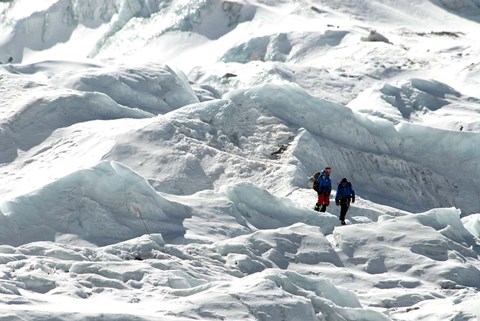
[221,30,348,63]
[164,268,389,321]
[461,213,480,238]
[214,223,341,272]
[222,182,338,235]
[57,63,199,114]
[0,85,150,163]
[361,30,391,43]
[3,59,102,75]
[333,208,480,289]
[104,97,300,195]
[349,78,464,122]
[0,161,190,246]
[5,60,199,115]
[381,78,459,114]
[171,0,257,40]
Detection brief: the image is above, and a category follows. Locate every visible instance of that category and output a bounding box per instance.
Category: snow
[0,0,480,320]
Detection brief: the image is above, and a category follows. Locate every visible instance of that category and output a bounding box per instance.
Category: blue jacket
[316,170,331,194]
[335,182,355,202]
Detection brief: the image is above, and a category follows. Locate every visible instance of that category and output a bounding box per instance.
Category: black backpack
[312,172,321,191]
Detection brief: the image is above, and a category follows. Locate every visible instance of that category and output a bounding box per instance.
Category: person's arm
[335,185,340,205]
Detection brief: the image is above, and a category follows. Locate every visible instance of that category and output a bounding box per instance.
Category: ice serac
[225,83,480,214]
[0,161,190,246]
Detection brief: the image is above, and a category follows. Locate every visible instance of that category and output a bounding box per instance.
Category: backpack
[307,172,321,191]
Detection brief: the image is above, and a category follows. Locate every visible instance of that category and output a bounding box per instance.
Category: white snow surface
[0,0,480,320]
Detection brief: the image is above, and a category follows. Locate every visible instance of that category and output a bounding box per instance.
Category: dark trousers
[339,198,350,221]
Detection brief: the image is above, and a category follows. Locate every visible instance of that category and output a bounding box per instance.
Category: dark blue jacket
[316,170,331,194]
[335,182,355,202]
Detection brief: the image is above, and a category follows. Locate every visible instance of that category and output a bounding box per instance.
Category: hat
[341,178,347,183]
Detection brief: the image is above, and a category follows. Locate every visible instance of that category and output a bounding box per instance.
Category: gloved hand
[335,201,340,206]
[351,198,355,203]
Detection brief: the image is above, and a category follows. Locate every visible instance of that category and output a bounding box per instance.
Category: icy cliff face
[0,0,256,62]
[93,82,479,213]
[0,0,120,61]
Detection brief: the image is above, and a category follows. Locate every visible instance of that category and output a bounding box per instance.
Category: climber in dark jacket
[335,178,355,225]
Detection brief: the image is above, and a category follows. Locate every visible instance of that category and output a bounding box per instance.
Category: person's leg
[315,193,323,211]
[339,205,347,221]
[340,199,349,224]
[318,193,329,212]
